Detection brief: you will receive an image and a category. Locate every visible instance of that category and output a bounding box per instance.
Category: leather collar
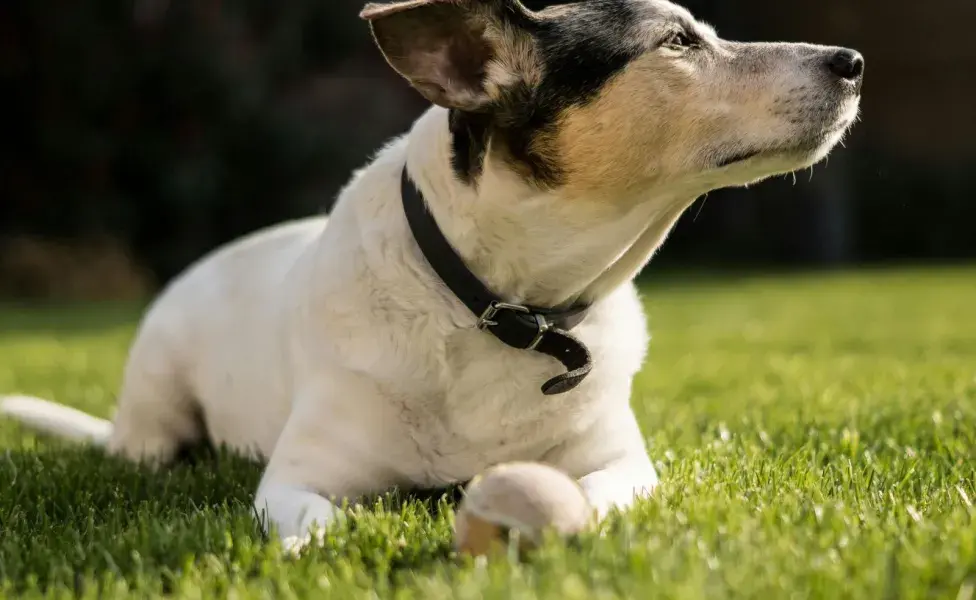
[400,167,592,395]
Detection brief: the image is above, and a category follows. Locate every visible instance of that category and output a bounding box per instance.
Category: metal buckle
[527,313,550,351]
[477,301,530,330]
[477,301,551,351]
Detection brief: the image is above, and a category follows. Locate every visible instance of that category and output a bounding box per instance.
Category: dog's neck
[404,108,696,308]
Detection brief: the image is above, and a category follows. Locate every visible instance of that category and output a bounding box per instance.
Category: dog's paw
[280,526,329,558]
[281,534,311,558]
[577,466,658,525]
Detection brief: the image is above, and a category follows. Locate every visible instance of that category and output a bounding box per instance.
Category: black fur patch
[449,0,650,187]
[449,109,493,184]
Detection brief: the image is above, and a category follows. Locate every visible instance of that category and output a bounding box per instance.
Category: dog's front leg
[546,408,659,521]
[577,455,659,520]
[254,479,339,552]
[253,377,401,554]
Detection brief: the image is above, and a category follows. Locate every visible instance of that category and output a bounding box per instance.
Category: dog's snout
[826,48,864,81]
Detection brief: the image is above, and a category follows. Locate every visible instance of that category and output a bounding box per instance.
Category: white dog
[2,0,862,551]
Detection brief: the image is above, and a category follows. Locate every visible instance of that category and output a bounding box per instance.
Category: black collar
[401,167,592,395]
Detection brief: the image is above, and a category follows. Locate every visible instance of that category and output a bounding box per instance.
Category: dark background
[1,0,973,300]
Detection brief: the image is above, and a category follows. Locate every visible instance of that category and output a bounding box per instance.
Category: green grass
[1,267,974,599]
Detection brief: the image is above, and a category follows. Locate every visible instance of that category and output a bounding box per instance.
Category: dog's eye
[664,31,696,49]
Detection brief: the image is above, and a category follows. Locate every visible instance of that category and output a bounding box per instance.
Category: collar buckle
[527,313,551,351]
[477,301,552,352]
[477,301,530,330]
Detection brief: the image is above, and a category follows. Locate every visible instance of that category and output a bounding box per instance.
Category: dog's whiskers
[692,193,709,222]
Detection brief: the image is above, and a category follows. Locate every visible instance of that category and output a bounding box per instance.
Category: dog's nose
[826,48,864,81]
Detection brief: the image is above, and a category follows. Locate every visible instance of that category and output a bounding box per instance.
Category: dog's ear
[360,0,535,111]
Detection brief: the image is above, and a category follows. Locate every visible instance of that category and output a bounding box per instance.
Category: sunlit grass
[2,267,974,598]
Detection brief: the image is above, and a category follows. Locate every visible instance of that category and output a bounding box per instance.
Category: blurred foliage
[0,0,420,288]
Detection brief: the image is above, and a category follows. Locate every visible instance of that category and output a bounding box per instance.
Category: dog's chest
[396,394,585,487]
[391,328,607,487]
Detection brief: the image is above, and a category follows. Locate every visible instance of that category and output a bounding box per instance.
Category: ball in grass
[453,462,594,556]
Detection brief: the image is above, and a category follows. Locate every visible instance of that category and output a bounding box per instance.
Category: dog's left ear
[360,0,535,111]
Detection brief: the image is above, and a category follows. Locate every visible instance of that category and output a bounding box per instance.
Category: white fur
[2,107,666,550]
[0,396,112,444]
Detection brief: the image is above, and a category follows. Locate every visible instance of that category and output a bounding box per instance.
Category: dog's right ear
[361,0,532,111]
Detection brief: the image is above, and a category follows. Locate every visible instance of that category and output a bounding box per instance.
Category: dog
[2,0,862,552]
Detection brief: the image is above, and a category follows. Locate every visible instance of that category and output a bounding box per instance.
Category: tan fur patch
[553,41,826,200]
[556,54,704,197]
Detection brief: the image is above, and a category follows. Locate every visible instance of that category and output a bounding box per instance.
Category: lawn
[1,267,974,599]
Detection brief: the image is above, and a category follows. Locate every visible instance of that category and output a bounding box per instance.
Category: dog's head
[361,0,863,202]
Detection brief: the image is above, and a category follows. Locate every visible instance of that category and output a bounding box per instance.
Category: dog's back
[3,216,329,459]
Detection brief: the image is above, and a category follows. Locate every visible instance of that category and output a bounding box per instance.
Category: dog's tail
[0,395,112,446]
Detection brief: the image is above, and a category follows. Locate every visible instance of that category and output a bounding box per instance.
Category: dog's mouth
[713,144,800,169]
[714,97,859,170]
[715,149,765,168]
[714,117,856,169]
[713,138,834,170]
